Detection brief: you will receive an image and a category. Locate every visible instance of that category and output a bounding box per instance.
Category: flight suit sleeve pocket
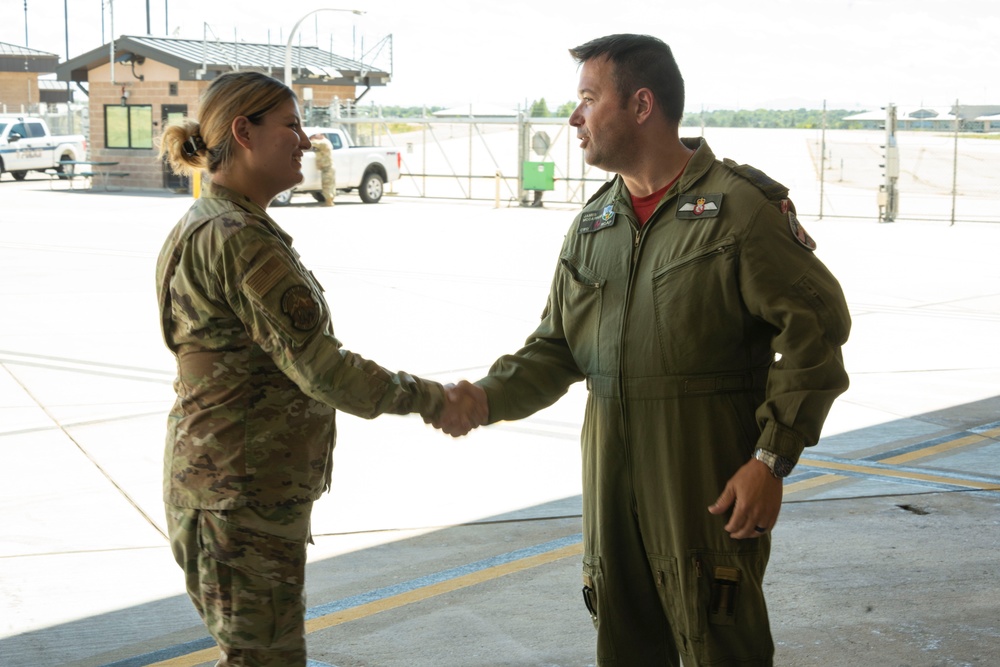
[795,272,850,346]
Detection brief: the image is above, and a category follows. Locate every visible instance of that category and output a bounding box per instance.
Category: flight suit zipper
[617,195,673,515]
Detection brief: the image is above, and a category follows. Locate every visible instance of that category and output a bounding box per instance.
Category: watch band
[754,448,794,478]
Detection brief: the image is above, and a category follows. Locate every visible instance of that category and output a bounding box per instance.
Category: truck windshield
[0,123,7,135]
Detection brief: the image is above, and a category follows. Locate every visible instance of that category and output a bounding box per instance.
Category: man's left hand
[708,458,783,539]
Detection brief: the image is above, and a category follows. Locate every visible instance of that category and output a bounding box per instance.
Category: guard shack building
[54,35,390,191]
[1,42,63,111]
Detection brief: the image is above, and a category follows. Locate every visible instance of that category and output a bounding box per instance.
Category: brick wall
[0,72,39,111]
[87,77,206,190]
[83,64,358,191]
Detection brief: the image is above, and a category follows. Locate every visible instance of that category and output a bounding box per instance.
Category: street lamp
[283,8,365,87]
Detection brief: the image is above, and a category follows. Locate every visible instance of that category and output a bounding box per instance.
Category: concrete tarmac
[1,174,998,667]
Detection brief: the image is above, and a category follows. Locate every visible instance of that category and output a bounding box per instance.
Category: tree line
[372,102,862,129]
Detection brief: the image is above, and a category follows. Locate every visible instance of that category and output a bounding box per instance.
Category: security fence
[332,114,614,208]
[332,105,1000,224]
[18,101,1000,224]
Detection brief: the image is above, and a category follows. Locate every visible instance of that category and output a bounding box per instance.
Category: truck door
[161,104,189,191]
[9,121,49,171]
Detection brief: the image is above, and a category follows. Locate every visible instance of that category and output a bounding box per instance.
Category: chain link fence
[331,102,1000,224]
[17,99,999,224]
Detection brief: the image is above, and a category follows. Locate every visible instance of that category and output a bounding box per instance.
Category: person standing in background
[311,133,336,206]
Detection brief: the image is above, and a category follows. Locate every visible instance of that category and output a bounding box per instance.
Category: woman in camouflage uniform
[156,71,467,667]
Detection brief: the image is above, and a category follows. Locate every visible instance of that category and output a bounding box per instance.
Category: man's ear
[634,88,655,125]
[231,116,253,150]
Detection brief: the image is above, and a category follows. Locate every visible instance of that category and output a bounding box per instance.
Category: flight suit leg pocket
[692,549,773,664]
[649,554,696,653]
[582,555,616,662]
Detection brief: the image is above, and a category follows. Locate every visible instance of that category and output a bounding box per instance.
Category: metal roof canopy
[54,35,389,87]
[0,40,59,73]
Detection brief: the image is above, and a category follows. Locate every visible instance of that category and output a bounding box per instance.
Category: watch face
[773,456,794,478]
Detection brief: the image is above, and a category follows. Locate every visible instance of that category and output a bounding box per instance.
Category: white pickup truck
[0,116,87,181]
[272,126,401,205]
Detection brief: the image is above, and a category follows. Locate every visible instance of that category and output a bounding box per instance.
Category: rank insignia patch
[281,285,320,330]
[788,210,817,251]
[677,193,723,219]
[579,204,617,234]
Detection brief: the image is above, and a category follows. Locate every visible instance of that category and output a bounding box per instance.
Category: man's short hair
[569,34,685,124]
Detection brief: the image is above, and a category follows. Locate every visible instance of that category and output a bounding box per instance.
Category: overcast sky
[4,0,999,112]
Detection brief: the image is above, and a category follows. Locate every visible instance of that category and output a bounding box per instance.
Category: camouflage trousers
[166,502,313,667]
[320,167,335,205]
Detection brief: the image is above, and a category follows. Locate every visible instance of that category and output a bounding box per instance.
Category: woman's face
[243,97,311,202]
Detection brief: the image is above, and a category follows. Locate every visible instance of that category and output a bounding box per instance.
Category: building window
[105,104,153,149]
[169,82,178,96]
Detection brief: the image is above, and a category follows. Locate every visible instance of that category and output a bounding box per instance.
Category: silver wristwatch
[754,448,794,478]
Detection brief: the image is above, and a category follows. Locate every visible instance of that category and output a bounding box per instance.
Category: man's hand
[708,458,783,539]
[432,381,488,437]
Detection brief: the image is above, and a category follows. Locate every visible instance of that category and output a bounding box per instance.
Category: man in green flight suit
[438,34,851,666]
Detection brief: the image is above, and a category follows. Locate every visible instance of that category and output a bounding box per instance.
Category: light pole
[283,8,364,88]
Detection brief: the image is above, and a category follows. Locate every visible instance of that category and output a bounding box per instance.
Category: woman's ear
[231,116,253,150]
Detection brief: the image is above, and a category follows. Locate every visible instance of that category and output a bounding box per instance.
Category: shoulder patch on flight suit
[281,285,320,330]
[722,158,789,201]
[578,204,617,234]
[243,254,288,298]
[677,193,723,219]
[787,207,817,251]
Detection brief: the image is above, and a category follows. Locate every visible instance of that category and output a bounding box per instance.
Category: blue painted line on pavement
[100,533,583,666]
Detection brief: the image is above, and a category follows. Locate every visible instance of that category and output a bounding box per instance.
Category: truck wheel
[311,193,328,204]
[359,172,384,203]
[11,170,27,181]
[56,155,74,180]
[272,189,293,206]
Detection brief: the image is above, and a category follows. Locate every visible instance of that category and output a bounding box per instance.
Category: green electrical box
[523,161,555,191]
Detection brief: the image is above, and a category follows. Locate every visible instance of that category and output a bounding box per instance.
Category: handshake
[430,380,489,437]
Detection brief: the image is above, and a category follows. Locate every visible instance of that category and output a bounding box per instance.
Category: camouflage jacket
[156,183,444,509]
[313,138,333,170]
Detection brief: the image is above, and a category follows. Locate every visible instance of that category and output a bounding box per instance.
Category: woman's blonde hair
[158,71,295,176]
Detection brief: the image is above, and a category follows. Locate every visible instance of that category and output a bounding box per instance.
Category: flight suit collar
[603,136,717,205]
[676,137,716,193]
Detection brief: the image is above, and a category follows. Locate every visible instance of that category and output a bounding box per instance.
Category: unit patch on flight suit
[579,204,616,234]
[788,212,816,251]
[281,285,320,330]
[677,193,723,219]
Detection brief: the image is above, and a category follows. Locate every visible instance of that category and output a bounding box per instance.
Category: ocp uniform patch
[244,254,288,298]
[281,285,320,331]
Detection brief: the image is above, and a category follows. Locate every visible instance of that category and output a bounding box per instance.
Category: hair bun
[181,134,207,157]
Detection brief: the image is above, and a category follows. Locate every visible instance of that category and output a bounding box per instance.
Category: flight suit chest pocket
[558,254,605,373]
[651,236,740,372]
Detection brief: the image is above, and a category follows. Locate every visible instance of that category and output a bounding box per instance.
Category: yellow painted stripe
[798,457,1000,491]
[152,646,216,666]
[149,542,583,667]
[306,542,582,632]
[784,473,848,496]
[880,433,985,465]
